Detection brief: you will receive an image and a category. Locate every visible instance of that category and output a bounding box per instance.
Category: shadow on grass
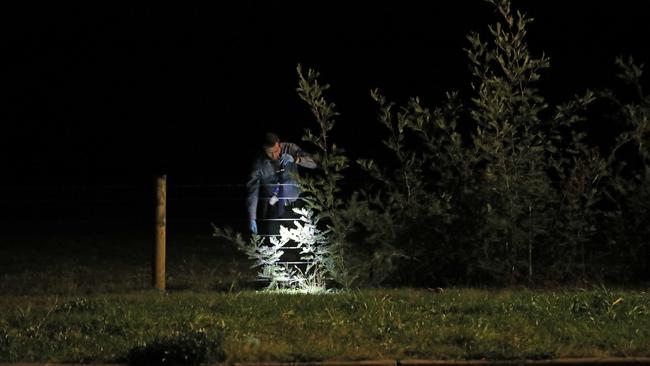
[127,329,226,366]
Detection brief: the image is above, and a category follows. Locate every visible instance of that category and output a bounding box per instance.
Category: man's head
[263,132,281,160]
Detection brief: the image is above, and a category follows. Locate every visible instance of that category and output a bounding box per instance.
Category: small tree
[212,208,331,292]
[348,90,466,285]
[463,0,557,283]
[294,65,353,287]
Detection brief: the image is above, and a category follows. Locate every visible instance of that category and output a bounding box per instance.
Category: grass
[0,288,649,363]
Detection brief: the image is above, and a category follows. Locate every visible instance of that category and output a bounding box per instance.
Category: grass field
[1,289,649,363]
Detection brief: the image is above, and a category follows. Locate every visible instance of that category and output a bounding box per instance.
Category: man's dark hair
[262,132,280,148]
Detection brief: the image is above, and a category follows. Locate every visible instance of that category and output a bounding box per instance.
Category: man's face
[264,142,281,160]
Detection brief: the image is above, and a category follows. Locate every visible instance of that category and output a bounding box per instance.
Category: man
[247,132,316,234]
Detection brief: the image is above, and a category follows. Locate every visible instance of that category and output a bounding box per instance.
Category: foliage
[464,0,555,283]
[212,226,291,289]
[213,208,332,292]
[324,0,558,285]
[276,208,334,291]
[312,0,649,286]
[295,65,354,287]
[347,90,465,285]
[214,0,649,287]
[545,89,604,281]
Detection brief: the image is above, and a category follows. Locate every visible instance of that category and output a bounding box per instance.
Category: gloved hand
[279,153,294,166]
[249,219,257,234]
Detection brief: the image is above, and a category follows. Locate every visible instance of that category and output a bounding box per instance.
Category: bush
[225,0,648,288]
[292,0,648,287]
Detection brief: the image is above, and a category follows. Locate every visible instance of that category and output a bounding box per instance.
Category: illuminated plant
[213,207,331,292]
[295,65,354,288]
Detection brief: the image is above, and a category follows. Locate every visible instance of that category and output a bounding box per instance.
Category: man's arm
[284,142,317,169]
[246,164,261,221]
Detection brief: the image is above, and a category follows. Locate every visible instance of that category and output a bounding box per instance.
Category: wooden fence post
[153,175,166,291]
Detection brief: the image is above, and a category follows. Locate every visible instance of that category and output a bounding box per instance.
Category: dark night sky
[2,1,650,188]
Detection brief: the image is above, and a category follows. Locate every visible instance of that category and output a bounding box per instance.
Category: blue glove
[249,219,257,234]
[279,153,294,166]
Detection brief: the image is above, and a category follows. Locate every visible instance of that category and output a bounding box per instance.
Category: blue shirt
[246,142,316,220]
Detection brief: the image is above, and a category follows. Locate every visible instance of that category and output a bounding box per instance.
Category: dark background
[2,2,649,233]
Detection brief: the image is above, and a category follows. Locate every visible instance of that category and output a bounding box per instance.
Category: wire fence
[0,178,362,293]
[0,180,363,233]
